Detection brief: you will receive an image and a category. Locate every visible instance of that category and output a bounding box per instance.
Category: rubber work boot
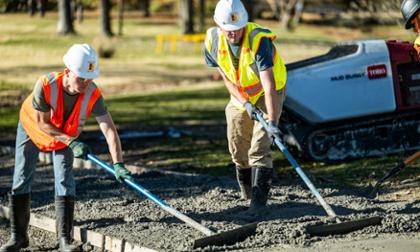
[55,196,79,252]
[249,167,273,211]
[0,193,30,252]
[236,167,252,199]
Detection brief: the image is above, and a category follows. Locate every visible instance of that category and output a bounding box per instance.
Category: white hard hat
[214,0,248,31]
[63,44,100,79]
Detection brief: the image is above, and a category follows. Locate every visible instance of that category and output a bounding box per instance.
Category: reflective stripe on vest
[244,82,263,97]
[249,27,272,53]
[76,84,97,135]
[20,72,101,151]
[205,22,287,105]
[205,27,219,62]
[47,73,58,112]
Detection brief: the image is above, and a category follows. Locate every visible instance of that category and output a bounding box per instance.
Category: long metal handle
[255,113,338,220]
[374,150,420,187]
[87,154,215,236]
[404,150,420,165]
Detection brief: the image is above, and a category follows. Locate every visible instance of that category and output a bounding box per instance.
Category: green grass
[104,86,228,127]
[0,107,20,129]
[0,80,28,91]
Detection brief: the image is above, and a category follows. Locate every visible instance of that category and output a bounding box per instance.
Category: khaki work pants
[225,89,286,170]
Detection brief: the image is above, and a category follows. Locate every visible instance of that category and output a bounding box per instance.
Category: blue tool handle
[88,154,167,208]
[87,154,215,235]
[254,112,339,220]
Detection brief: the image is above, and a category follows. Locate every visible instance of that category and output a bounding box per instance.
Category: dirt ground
[0,147,419,252]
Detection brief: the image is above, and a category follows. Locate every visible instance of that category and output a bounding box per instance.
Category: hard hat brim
[77,69,100,80]
[64,62,100,80]
[214,18,247,32]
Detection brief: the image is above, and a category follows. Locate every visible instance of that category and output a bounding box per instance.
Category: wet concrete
[0,154,419,251]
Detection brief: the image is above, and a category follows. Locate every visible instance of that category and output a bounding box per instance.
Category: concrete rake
[367,150,420,199]
[88,154,257,249]
[254,110,382,236]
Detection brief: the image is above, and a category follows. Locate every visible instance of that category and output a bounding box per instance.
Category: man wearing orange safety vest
[204,0,287,212]
[401,0,420,57]
[0,44,132,252]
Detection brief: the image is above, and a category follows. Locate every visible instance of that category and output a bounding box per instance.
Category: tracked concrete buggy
[281,40,420,162]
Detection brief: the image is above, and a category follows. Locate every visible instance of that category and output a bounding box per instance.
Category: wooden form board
[0,205,156,252]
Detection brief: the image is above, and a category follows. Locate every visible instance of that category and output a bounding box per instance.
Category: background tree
[290,0,304,30]
[118,0,124,35]
[100,0,113,37]
[3,0,27,13]
[267,0,305,31]
[345,0,400,12]
[57,0,75,34]
[28,0,37,16]
[143,0,150,17]
[39,0,46,16]
[75,0,84,23]
[180,0,194,34]
[242,0,254,22]
[28,0,45,17]
[341,0,400,25]
[199,0,205,32]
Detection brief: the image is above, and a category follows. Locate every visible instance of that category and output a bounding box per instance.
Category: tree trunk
[267,0,280,19]
[28,0,36,16]
[280,10,291,30]
[100,0,113,37]
[242,0,254,22]
[348,0,400,12]
[118,0,124,36]
[278,0,299,31]
[199,0,205,32]
[144,0,150,17]
[39,0,46,17]
[180,0,194,34]
[76,1,84,23]
[289,0,304,30]
[57,0,75,35]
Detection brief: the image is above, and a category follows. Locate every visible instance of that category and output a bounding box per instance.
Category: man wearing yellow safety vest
[0,44,132,252]
[401,0,420,57]
[204,0,287,211]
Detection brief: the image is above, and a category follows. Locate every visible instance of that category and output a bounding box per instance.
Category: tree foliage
[267,0,305,31]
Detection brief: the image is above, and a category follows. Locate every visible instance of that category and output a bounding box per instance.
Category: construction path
[0,152,419,251]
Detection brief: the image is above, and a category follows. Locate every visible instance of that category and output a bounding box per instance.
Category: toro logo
[367,64,387,79]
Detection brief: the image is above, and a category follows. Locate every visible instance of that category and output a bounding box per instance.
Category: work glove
[113,162,133,183]
[267,120,281,142]
[244,101,259,120]
[69,139,90,160]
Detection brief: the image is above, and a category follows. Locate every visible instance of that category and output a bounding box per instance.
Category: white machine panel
[285,40,396,124]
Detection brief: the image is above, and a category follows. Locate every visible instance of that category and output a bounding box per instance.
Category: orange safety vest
[20,72,102,151]
[205,22,287,106]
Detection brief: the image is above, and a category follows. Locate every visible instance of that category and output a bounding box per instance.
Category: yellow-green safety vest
[205,22,286,107]
[414,36,420,56]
